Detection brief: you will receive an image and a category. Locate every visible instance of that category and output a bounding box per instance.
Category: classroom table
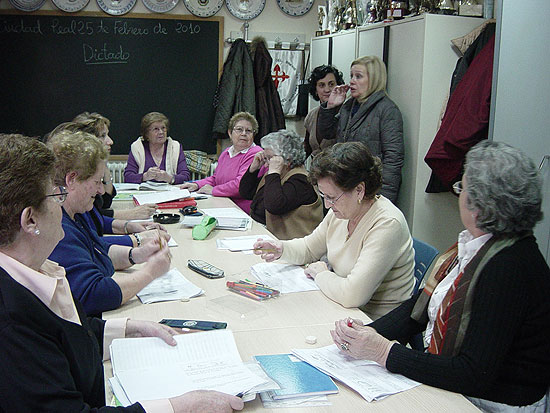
[104,195,479,412]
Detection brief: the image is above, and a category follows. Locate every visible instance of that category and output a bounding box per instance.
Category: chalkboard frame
[0,10,224,155]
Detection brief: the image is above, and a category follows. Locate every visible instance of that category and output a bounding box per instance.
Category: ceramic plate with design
[276,0,314,16]
[96,0,137,15]
[143,0,179,13]
[183,0,223,17]
[9,0,46,11]
[225,0,265,20]
[52,0,90,12]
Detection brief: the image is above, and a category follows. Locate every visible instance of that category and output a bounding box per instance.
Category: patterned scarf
[412,236,521,356]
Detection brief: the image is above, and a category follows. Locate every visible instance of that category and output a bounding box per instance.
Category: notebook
[254,354,338,400]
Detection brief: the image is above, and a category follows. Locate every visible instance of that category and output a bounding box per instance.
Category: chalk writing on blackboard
[83,43,130,65]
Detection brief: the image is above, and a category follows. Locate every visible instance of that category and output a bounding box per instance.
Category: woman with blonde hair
[317,56,404,203]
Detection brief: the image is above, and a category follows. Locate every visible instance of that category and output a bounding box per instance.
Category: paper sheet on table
[168,237,178,247]
[216,235,274,252]
[110,330,267,405]
[133,189,191,206]
[136,268,203,304]
[292,345,420,402]
[200,207,253,230]
[250,262,319,293]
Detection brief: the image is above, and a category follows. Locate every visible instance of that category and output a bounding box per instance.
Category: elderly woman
[331,141,550,411]
[48,121,168,250]
[124,111,190,184]
[317,56,404,203]
[181,112,262,213]
[239,129,323,240]
[73,112,157,220]
[47,130,172,316]
[304,65,345,160]
[254,142,414,320]
[0,134,243,412]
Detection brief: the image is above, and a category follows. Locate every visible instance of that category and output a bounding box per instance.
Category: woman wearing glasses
[181,112,262,213]
[254,142,414,320]
[47,130,172,316]
[0,134,243,412]
[124,111,191,184]
[331,141,550,412]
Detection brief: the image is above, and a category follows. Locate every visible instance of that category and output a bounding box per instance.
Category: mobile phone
[187,259,224,279]
[159,319,227,330]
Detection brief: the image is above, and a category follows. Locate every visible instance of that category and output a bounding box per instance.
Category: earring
[34,229,40,235]
[357,199,362,205]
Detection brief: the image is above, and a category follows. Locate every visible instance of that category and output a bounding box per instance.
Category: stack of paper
[133,188,191,206]
[250,262,319,293]
[137,268,204,304]
[291,345,420,402]
[216,235,274,252]
[109,330,267,406]
[201,208,252,231]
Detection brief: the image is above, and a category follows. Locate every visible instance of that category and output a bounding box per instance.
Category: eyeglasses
[44,186,68,204]
[233,126,255,135]
[319,191,345,207]
[452,181,463,195]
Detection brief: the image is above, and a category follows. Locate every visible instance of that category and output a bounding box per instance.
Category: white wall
[490,0,550,262]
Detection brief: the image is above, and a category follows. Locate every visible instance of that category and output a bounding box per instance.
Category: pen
[252,248,278,253]
[347,318,353,327]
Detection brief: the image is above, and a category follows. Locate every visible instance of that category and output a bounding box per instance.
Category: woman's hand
[116,204,157,220]
[249,151,267,172]
[330,319,394,367]
[304,261,328,280]
[138,228,171,243]
[132,236,170,265]
[253,238,283,262]
[126,221,167,234]
[169,390,244,413]
[180,182,199,192]
[156,169,174,183]
[327,84,350,109]
[267,156,285,175]
[143,167,161,181]
[198,184,213,195]
[125,320,178,346]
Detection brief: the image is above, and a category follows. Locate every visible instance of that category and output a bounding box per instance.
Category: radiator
[107,161,216,183]
[107,161,126,184]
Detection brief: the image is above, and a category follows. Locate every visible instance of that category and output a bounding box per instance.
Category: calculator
[187,259,224,279]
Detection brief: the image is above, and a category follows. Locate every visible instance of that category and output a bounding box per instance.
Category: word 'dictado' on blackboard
[83,43,129,65]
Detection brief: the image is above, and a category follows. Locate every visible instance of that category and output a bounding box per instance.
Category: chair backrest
[412,238,439,294]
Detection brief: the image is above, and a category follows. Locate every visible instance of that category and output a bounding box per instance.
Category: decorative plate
[52,0,90,12]
[276,0,314,16]
[9,0,46,11]
[143,0,179,13]
[183,0,223,17]
[96,0,137,15]
[225,0,265,20]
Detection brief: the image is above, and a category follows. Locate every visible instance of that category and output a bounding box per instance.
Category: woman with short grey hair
[239,129,323,240]
[330,140,550,411]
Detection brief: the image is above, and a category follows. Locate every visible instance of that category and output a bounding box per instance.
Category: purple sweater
[195,145,262,213]
[124,141,190,184]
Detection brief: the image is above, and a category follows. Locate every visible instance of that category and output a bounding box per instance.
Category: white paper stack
[109,330,268,406]
[250,262,319,293]
[292,345,420,402]
[137,268,203,304]
[133,188,191,206]
[216,235,274,252]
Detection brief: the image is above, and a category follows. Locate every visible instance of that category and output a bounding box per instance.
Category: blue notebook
[255,354,338,400]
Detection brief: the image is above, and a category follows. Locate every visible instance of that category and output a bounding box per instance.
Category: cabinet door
[331,31,357,83]
[357,27,384,60]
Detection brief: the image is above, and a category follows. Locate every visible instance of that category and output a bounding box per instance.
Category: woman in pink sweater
[181,112,262,213]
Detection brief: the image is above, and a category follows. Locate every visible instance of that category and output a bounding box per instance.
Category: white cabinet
[310,14,483,252]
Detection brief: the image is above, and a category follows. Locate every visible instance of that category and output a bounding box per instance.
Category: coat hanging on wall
[251,37,286,143]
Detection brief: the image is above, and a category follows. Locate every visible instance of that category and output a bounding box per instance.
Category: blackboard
[0,11,222,154]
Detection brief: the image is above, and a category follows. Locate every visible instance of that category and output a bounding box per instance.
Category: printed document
[137,268,203,304]
[110,330,266,405]
[250,262,319,293]
[292,345,419,402]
